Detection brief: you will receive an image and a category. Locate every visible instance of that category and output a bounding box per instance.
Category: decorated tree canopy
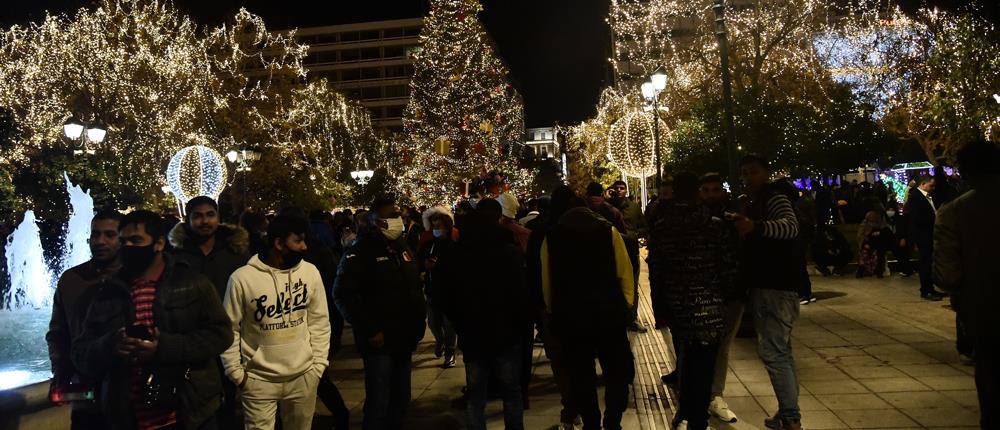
[401,0,525,205]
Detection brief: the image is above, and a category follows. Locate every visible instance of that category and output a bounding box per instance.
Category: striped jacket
[739,186,802,292]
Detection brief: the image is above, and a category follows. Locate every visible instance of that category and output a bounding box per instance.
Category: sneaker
[960,353,975,366]
[628,322,648,333]
[674,420,687,430]
[921,292,944,301]
[442,352,456,369]
[765,413,802,430]
[554,423,577,430]
[809,296,818,303]
[800,297,810,305]
[661,370,678,387]
[708,396,738,423]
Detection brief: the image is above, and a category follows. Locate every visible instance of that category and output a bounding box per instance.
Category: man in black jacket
[333,198,426,430]
[542,194,635,430]
[168,196,249,299]
[168,196,249,429]
[439,199,531,430]
[906,175,946,300]
[730,155,802,430]
[72,210,232,430]
[46,209,121,429]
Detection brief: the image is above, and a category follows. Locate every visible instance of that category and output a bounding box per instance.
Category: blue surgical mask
[433,229,447,238]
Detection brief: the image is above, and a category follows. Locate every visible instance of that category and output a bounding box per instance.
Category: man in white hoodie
[221,214,330,430]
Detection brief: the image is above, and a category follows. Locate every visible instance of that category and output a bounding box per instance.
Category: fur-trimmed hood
[422,205,454,231]
[169,222,250,256]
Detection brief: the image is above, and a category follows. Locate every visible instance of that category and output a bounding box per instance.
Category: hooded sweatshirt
[221,255,330,385]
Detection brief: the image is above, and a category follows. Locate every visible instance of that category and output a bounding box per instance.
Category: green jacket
[71,255,232,430]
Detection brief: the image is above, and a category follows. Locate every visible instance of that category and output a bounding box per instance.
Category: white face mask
[886,210,896,218]
[432,229,447,238]
[380,217,405,240]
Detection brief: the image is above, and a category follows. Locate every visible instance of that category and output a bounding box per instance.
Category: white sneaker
[554,423,577,430]
[709,396,739,423]
[674,420,687,430]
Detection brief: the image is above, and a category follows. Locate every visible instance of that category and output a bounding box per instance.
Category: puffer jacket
[168,223,249,299]
[71,255,232,430]
[333,230,426,354]
[647,200,736,342]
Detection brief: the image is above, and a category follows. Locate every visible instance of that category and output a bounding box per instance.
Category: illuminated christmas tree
[402,0,524,205]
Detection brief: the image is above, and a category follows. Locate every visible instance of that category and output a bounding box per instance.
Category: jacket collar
[168,223,249,256]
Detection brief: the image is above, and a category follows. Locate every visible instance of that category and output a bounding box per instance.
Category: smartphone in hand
[126,324,152,341]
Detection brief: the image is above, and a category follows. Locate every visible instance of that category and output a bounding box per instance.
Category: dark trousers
[318,369,350,430]
[561,324,635,430]
[542,317,578,424]
[675,340,720,430]
[975,336,998,429]
[917,243,935,294]
[465,345,525,430]
[361,352,412,430]
[893,244,913,275]
[956,314,974,357]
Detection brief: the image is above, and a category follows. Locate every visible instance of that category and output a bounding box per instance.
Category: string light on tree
[166,145,228,212]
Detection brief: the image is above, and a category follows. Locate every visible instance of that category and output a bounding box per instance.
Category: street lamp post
[641,67,668,188]
[63,116,106,156]
[225,149,260,211]
[714,0,740,193]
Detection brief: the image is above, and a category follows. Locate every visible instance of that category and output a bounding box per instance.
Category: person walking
[418,206,460,369]
[541,193,635,430]
[698,173,743,423]
[72,210,232,430]
[729,155,803,430]
[648,173,737,430]
[47,209,121,429]
[906,175,946,300]
[439,198,532,430]
[221,215,330,430]
[934,139,1000,429]
[607,180,649,334]
[333,198,426,430]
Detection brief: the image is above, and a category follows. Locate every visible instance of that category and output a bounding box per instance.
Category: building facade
[292,18,424,131]
[525,127,560,159]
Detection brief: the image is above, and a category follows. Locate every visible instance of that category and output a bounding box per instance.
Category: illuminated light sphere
[607,109,669,178]
[166,145,228,206]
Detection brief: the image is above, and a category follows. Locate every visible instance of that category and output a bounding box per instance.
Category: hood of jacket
[421,205,455,231]
[169,222,249,255]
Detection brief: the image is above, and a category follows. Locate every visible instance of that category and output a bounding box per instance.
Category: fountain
[1,172,93,391]
[60,172,94,274]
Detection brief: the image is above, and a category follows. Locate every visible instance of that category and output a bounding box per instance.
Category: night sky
[0,0,996,127]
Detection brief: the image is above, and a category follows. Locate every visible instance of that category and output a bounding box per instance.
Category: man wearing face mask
[72,210,232,430]
[221,215,330,430]
[333,197,427,430]
[47,209,122,429]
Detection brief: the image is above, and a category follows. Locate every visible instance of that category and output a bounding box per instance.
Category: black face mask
[283,250,306,269]
[121,244,156,276]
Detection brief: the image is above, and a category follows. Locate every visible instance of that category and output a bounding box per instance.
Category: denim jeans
[464,345,524,430]
[751,288,801,422]
[426,294,457,350]
[361,352,412,430]
[712,302,745,397]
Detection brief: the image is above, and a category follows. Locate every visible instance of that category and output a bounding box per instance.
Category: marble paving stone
[815,393,892,410]
[754,394,828,412]
[875,391,962,409]
[799,410,850,429]
[939,390,980,408]
[838,365,908,380]
[802,379,871,395]
[858,377,933,393]
[915,376,977,391]
[834,409,919,428]
[894,364,966,377]
[900,407,981,427]
[796,365,849,381]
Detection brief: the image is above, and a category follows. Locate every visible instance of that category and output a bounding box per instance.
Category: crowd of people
[41,141,1000,430]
